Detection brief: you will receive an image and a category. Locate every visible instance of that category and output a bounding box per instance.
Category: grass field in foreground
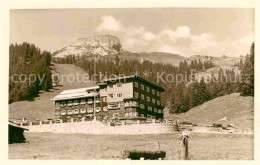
[9,132,253,160]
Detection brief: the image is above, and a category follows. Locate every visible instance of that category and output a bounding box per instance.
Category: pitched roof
[9,121,29,131]
[51,86,99,101]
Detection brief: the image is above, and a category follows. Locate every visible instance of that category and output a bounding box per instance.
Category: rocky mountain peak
[53,35,122,57]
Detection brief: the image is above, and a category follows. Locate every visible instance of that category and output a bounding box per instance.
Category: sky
[10,8,254,57]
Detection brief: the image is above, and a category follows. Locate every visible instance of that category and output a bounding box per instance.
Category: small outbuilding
[9,121,29,144]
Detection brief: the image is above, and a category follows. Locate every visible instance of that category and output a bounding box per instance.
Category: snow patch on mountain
[53,35,121,58]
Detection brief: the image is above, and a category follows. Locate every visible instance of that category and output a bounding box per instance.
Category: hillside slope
[9,64,94,121]
[138,52,185,66]
[167,93,254,130]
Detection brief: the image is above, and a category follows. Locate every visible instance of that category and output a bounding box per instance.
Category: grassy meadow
[9,132,253,160]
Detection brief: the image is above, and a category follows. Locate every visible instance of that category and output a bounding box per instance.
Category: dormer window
[74,100,79,106]
[68,101,73,106]
[61,102,66,107]
[80,99,86,105]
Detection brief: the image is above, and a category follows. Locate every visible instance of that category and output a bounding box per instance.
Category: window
[87,108,93,113]
[61,110,66,115]
[87,99,93,104]
[68,101,73,106]
[152,98,155,104]
[80,99,86,105]
[157,91,160,97]
[140,104,145,109]
[74,100,79,105]
[117,83,122,87]
[113,113,119,118]
[108,103,120,109]
[117,93,123,98]
[154,108,157,113]
[152,89,155,95]
[80,108,86,113]
[146,87,150,92]
[158,110,162,114]
[67,110,73,115]
[61,102,66,107]
[157,100,160,105]
[108,85,113,88]
[108,93,114,98]
[134,92,139,98]
[140,114,145,118]
[141,94,144,100]
[148,106,152,111]
[147,96,150,102]
[134,82,139,88]
[103,97,107,102]
[133,112,138,117]
[74,109,79,114]
[95,107,101,112]
[141,85,144,90]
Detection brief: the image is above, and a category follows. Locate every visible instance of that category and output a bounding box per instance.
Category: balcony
[88,100,93,104]
[68,101,73,107]
[95,99,101,104]
[87,108,93,113]
[95,107,101,113]
[73,101,79,106]
[67,110,73,115]
[61,103,66,107]
[74,109,79,114]
[80,108,86,114]
[124,101,139,108]
[61,110,66,115]
[108,103,120,110]
[80,100,86,105]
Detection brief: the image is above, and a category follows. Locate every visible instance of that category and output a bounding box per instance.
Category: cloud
[96,16,254,56]
[97,15,123,32]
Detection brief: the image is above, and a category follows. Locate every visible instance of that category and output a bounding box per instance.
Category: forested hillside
[54,53,238,114]
[55,43,254,114]
[9,42,52,103]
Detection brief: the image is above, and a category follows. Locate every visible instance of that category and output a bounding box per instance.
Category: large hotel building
[51,75,164,122]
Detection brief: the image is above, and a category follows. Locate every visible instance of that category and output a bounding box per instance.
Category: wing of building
[51,75,164,122]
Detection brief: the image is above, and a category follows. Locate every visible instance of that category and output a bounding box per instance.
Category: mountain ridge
[52,35,240,67]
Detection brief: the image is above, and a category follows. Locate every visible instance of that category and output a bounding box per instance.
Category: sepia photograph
[2,2,257,161]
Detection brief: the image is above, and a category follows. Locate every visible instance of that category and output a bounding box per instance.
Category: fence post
[152,119,156,123]
[180,134,190,160]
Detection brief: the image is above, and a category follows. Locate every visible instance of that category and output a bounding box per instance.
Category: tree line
[9,42,52,103]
